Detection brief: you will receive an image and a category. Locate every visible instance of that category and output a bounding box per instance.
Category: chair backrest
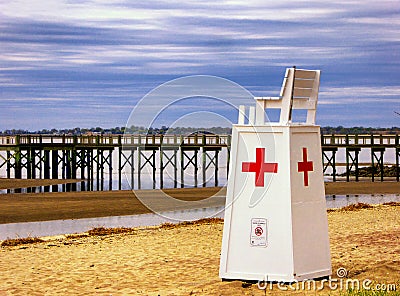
[253,67,320,125]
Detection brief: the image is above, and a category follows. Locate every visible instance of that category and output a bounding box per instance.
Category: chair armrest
[254,96,281,101]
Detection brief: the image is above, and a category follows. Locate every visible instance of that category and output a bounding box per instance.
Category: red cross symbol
[242,148,278,187]
[297,147,313,186]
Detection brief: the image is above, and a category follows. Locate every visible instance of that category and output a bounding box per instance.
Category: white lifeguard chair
[219,67,331,282]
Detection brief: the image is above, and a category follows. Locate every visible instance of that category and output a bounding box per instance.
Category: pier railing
[1,133,397,146]
[321,134,399,146]
[0,134,231,147]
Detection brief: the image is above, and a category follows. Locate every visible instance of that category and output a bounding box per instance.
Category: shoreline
[0,180,398,224]
[1,178,400,194]
[0,178,83,190]
[324,181,400,195]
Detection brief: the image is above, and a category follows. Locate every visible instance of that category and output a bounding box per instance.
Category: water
[326,193,400,209]
[0,165,229,193]
[0,194,398,240]
[0,206,225,240]
[0,148,230,191]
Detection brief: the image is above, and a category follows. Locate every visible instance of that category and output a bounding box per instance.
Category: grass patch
[65,233,89,239]
[160,217,224,229]
[1,237,44,247]
[341,288,399,295]
[383,202,400,207]
[87,227,135,236]
[328,201,400,213]
[339,202,373,212]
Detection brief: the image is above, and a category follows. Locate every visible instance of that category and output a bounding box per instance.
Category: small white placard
[250,218,268,247]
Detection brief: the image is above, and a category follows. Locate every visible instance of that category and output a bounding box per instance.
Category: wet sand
[0,180,399,224]
[0,178,82,190]
[0,187,224,224]
[324,181,400,195]
[1,178,399,194]
[0,205,399,295]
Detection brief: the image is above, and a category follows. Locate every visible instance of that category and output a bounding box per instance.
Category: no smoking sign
[250,218,268,247]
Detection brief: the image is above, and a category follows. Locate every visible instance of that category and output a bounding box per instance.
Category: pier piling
[0,134,398,191]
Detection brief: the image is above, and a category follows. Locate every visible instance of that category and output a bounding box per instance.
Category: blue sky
[0,0,399,130]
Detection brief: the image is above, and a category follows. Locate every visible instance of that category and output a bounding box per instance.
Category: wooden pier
[0,134,399,191]
[0,134,229,190]
[321,134,400,182]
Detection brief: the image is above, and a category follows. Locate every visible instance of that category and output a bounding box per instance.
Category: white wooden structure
[219,67,331,282]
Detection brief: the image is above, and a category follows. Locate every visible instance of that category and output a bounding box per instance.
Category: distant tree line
[1,126,399,136]
[1,127,126,136]
[320,126,400,135]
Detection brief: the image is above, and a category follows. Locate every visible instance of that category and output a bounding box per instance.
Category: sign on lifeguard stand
[219,67,331,282]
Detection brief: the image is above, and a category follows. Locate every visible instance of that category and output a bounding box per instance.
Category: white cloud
[319,86,400,105]
[0,0,399,129]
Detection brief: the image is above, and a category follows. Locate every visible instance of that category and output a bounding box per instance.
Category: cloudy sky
[1,0,399,130]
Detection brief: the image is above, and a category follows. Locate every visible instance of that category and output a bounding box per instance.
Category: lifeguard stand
[219,67,331,282]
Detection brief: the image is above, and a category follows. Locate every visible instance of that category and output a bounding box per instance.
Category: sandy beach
[0,204,399,295]
[0,178,399,295]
